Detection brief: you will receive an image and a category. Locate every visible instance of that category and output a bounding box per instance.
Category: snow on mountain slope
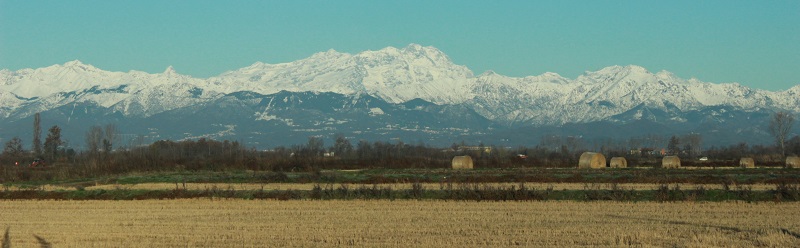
[353,44,474,104]
[0,44,797,126]
[0,90,26,118]
[2,60,130,98]
[206,44,474,104]
[0,61,214,117]
[770,85,800,112]
[206,50,362,96]
[467,71,572,124]
[106,83,221,118]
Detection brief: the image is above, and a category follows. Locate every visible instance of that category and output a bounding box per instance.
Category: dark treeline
[2,111,796,182]
[702,136,800,166]
[0,134,608,181]
[2,133,799,182]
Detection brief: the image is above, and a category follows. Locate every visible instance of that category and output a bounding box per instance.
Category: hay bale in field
[451,156,474,169]
[610,157,627,168]
[578,152,606,169]
[739,158,755,168]
[662,156,681,169]
[787,156,800,169]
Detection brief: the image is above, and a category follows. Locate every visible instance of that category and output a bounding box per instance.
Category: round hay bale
[662,156,681,169]
[451,156,474,169]
[739,157,755,168]
[787,156,800,169]
[578,152,606,169]
[610,157,627,168]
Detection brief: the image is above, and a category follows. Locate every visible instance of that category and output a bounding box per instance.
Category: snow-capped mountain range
[1,44,798,148]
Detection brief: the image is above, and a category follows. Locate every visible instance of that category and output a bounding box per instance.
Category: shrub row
[2,183,799,202]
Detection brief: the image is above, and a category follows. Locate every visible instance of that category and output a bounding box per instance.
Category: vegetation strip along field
[2,182,799,202]
[7,167,800,187]
[6,182,788,191]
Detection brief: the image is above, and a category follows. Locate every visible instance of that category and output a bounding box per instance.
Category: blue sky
[1,1,798,91]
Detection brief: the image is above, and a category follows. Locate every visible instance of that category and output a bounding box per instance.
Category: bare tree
[86,126,104,153]
[44,125,63,160]
[682,133,703,157]
[628,137,642,150]
[769,111,795,157]
[667,135,681,156]
[32,112,42,155]
[540,135,562,150]
[3,137,25,160]
[306,136,324,156]
[332,134,353,158]
[565,136,583,153]
[103,124,117,152]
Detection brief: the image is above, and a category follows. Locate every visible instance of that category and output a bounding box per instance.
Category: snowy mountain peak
[1,44,798,129]
[404,43,424,50]
[233,62,268,72]
[401,43,450,63]
[518,72,570,85]
[359,44,453,65]
[163,66,177,75]
[591,65,651,76]
[655,70,678,79]
[401,43,437,55]
[309,49,348,60]
[479,70,499,76]
[541,72,563,77]
[59,59,100,72]
[786,84,800,95]
[623,65,649,73]
[64,59,85,67]
[578,65,661,87]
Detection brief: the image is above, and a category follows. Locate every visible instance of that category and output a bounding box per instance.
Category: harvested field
[1,200,799,247]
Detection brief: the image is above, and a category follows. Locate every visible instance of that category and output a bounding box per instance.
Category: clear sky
[1,0,798,91]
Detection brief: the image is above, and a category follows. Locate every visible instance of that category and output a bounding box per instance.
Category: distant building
[630,148,663,156]
[458,146,492,154]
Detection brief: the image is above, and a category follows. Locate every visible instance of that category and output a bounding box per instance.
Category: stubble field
[2,199,800,247]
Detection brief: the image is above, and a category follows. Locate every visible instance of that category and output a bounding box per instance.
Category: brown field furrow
[0,200,799,247]
[17,182,784,192]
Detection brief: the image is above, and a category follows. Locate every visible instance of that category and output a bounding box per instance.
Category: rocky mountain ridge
[0,44,797,148]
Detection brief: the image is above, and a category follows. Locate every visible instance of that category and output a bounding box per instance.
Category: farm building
[662,156,681,168]
[578,152,606,169]
[787,156,800,168]
[740,158,755,168]
[452,156,474,169]
[610,157,627,168]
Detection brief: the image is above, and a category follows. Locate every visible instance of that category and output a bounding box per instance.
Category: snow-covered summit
[0,60,116,98]
[206,43,474,104]
[163,66,177,75]
[0,44,797,124]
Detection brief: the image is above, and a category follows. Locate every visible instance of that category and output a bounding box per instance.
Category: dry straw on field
[787,156,800,168]
[578,152,606,169]
[740,158,755,168]
[1,200,799,247]
[610,157,628,168]
[662,156,681,169]
[451,156,473,169]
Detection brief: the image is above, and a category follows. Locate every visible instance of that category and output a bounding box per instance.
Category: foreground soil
[1,199,799,247]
